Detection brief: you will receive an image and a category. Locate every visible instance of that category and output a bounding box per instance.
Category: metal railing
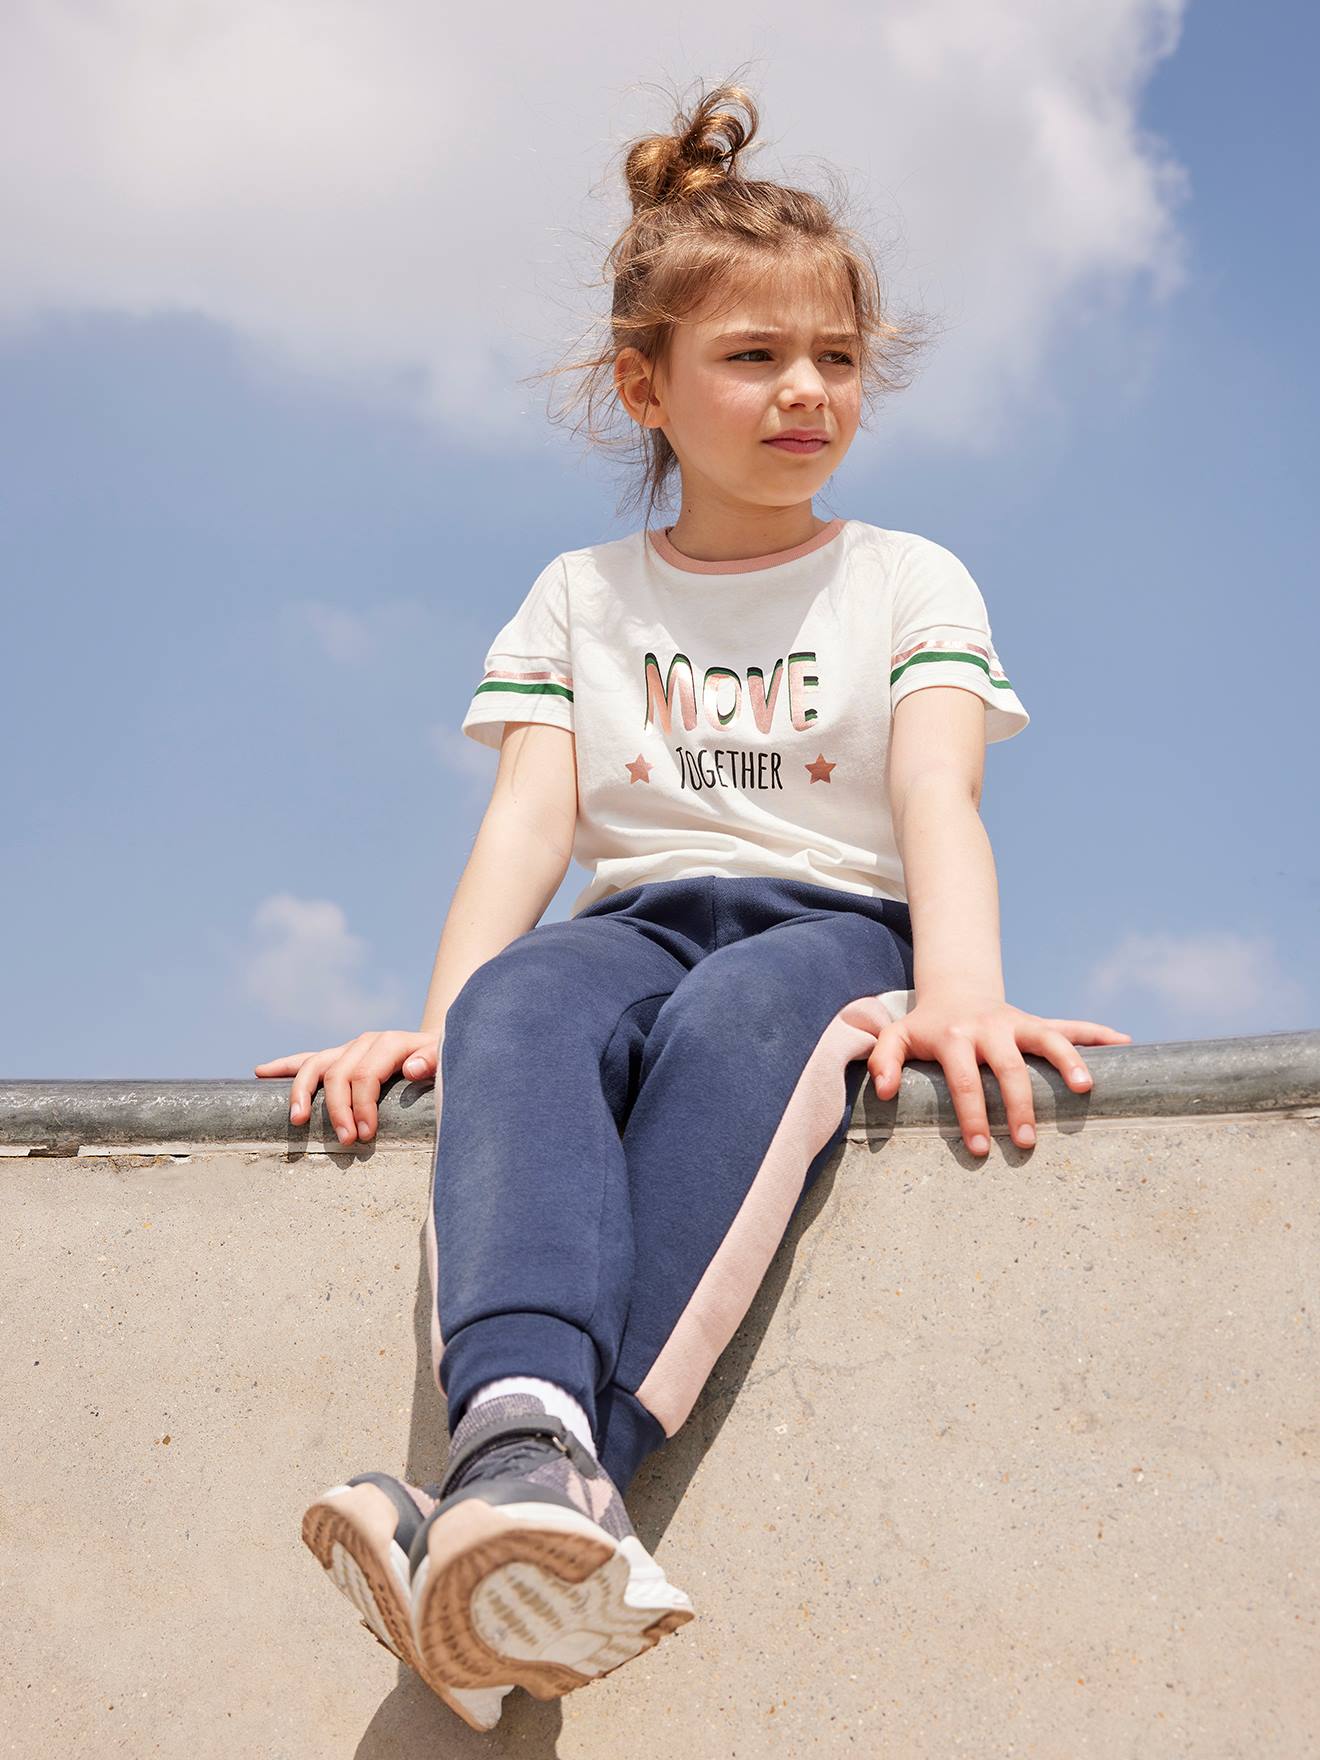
[3,1029,1318,1152]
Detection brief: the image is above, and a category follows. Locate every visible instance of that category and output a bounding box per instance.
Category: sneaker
[408,1392,694,1701]
[301,1471,515,1731]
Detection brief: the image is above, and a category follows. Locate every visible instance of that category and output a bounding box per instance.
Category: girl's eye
[727,350,855,365]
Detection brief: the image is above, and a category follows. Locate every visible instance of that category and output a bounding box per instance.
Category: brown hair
[525,71,937,532]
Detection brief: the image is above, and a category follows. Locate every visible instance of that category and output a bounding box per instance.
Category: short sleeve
[459,556,575,749]
[889,537,1029,743]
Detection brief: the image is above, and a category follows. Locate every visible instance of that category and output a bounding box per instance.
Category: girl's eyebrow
[711,327,860,346]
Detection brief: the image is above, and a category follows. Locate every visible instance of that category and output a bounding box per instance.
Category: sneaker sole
[301,1482,514,1732]
[410,1495,695,1699]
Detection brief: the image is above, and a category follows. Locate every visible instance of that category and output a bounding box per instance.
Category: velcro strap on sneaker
[439,1412,573,1498]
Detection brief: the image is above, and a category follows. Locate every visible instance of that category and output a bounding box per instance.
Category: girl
[257,78,1130,1731]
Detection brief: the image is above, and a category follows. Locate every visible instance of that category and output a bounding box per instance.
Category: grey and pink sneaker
[407,1392,695,1701]
[301,1472,515,1731]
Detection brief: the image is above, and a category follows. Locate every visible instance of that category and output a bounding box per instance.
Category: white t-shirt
[460,516,1030,918]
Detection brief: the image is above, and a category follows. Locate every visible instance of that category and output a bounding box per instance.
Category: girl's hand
[867,989,1132,1156]
[253,1030,440,1145]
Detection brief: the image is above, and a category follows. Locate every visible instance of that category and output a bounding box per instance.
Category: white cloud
[291,599,374,665]
[281,592,448,662]
[1086,929,1310,1036]
[0,0,1189,450]
[430,723,496,780]
[241,892,408,1036]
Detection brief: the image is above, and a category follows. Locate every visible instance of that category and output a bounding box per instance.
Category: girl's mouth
[764,437,828,454]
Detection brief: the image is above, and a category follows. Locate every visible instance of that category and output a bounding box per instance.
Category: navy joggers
[425,874,915,1494]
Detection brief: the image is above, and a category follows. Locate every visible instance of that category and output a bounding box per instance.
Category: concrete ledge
[3,1027,1319,1149]
[3,1036,1318,1754]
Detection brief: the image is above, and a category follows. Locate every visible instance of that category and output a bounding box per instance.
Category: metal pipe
[3,1029,1318,1150]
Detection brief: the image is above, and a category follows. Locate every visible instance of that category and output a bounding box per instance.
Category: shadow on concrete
[367,1064,1047,1752]
[342,1109,858,1753]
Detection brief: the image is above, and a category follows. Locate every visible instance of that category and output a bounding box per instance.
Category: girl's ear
[615,347,664,428]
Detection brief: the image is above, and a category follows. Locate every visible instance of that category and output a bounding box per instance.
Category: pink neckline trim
[646,517,847,574]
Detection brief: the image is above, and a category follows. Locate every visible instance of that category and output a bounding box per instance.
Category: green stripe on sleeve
[890,651,1015,690]
[473,681,574,702]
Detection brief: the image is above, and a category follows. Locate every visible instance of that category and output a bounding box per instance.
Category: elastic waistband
[574,872,912,950]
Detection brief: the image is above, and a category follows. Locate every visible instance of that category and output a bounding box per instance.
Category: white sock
[468,1376,598,1459]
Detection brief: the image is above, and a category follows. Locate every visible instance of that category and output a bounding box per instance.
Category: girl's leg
[591,880,915,1491]
[425,880,719,1443]
[321,878,738,1724]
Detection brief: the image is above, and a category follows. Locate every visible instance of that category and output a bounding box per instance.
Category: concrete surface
[2,1050,1318,1755]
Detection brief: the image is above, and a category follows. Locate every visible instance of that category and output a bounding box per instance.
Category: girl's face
[620,270,862,511]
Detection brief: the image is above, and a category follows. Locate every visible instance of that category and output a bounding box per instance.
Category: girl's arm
[417,720,579,1041]
[256,721,578,1144]
[873,685,1130,1155]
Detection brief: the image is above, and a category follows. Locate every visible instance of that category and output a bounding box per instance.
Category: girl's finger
[403,1041,438,1079]
[868,1024,909,1097]
[351,1052,406,1139]
[982,1041,1037,1148]
[288,1053,335,1124]
[254,1053,311,1076]
[1040,1019,1132,1045]
[323,1057,366,1146]
[937,1035,992,1156]
[1017,1026,1098,1090]
[351,1077,382,1140]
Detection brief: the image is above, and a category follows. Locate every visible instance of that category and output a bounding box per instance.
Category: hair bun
[624,81,760,215]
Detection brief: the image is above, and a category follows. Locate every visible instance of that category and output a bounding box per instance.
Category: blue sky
[2,0,1316,1077]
